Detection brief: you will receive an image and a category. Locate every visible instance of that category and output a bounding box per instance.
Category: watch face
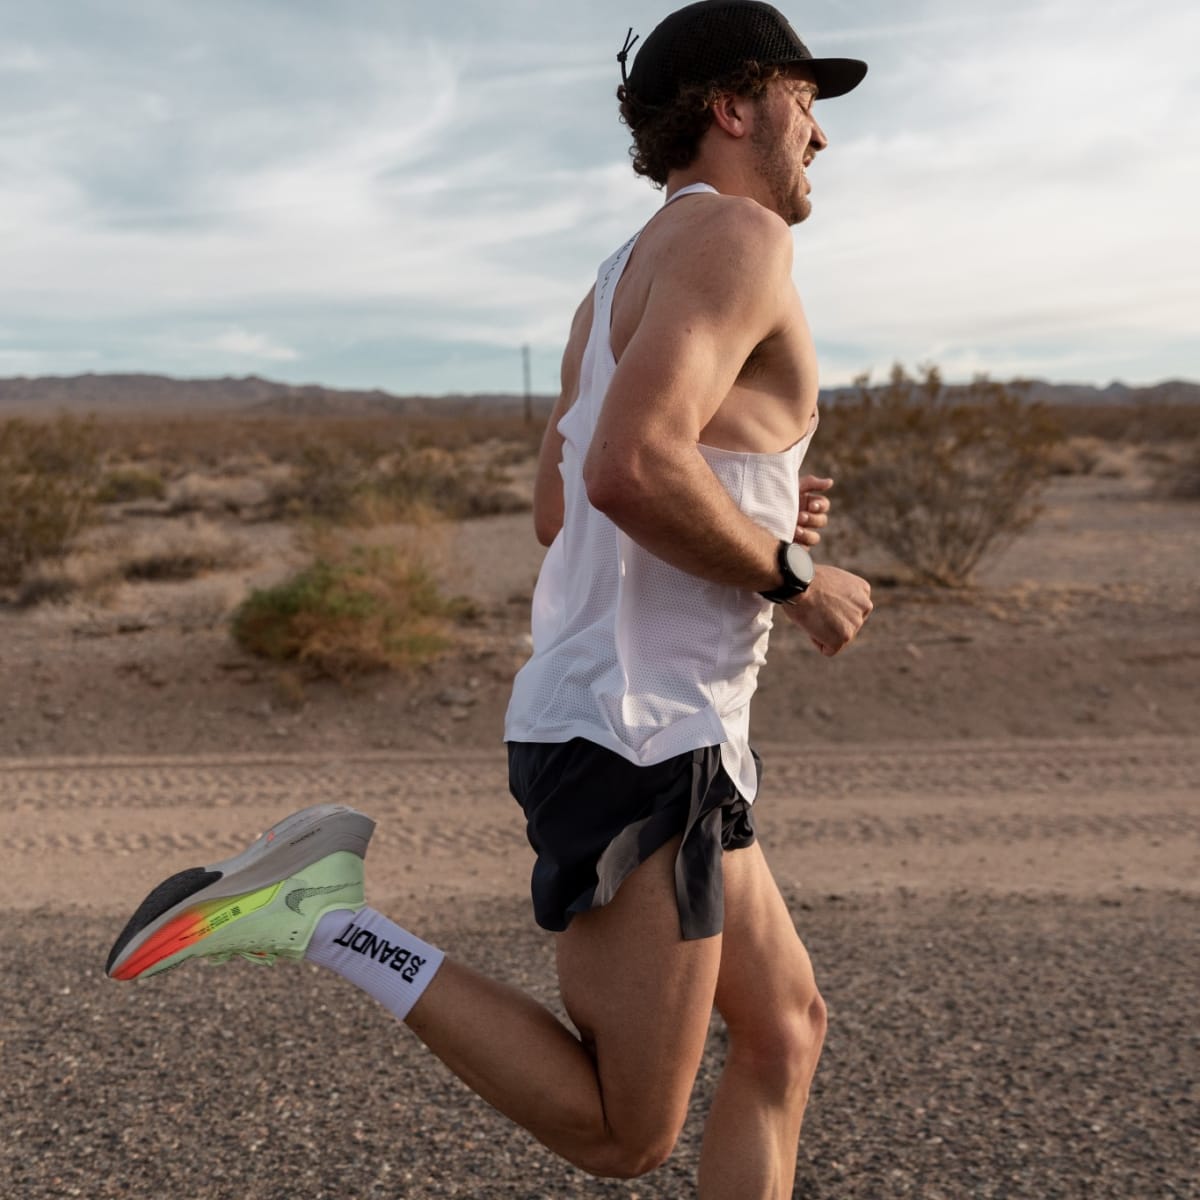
[783,542,815,587]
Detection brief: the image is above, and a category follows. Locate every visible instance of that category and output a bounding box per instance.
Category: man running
[107,4,873,1195]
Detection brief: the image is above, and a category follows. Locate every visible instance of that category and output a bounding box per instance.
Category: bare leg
[698,842,828,1199]
[404,836,722,1178]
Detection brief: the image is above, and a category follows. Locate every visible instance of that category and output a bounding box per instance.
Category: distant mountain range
[0,372,1198,416]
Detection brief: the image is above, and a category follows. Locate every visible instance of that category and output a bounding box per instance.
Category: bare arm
[533,290,594,547]
[582,201,794,591]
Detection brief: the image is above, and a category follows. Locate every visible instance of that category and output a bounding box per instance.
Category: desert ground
[1,426,1197,1199]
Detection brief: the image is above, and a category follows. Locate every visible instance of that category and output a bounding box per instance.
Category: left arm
[533,289,594,547]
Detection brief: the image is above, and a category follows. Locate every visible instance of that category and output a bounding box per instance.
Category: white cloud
[0,46,45,73]
[206,330,298,363]
[0,0,1195,390]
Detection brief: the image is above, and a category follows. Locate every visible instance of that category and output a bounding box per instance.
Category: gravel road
[2,740,1197,1199]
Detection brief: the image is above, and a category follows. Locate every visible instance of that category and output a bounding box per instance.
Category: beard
[750,106,812,226]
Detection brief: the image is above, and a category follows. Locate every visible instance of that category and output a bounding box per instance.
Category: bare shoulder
[672,195,791,265]
[653,195,794,320]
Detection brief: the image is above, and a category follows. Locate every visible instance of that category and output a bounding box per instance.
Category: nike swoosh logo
[285,883,355,914]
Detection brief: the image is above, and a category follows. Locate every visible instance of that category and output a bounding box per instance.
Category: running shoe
[106,803,375,982]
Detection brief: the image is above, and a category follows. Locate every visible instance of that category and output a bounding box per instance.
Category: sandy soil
[1,470,1198,1198]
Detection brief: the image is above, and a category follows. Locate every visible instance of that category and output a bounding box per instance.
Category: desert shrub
[119,520,248,581]
[88,412,538,524]
[272,442,529,523]
[1156,443,1200,499]
[1047,402,1200,443]
[94,412,543,473]
[96,465,167,503]
[14,519,247,604]
[1043,437,1102,477]
[166,472,272,517]
[371,447,527,520]
[292,443,370,519]
[817,366,1062,587]
[231,543,461,678]
[0,415,100,587]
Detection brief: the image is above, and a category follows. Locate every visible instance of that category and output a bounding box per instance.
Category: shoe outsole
[105,803,375,980]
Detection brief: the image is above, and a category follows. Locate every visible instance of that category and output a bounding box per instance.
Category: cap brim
[808,58,868,100]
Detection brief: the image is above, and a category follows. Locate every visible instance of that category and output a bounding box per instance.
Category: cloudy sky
[2,0,1197,395]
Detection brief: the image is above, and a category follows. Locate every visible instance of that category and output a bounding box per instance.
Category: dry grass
[1155,442,1200,499]
[230,537,467,680]
[0,416,100,588]
[95,466,166,504]
[16,518,249,607]
[90,411,542,470]
[1046,402,1200,443]
[85,413,536,526]
[165,472,277,518]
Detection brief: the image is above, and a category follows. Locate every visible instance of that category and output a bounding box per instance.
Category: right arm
[582,199,794,591]
[582,200,871,654]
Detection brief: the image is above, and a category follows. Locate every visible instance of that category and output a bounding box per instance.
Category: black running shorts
[507,739,759,941]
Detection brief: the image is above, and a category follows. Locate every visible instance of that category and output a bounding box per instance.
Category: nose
[809,113,829,153]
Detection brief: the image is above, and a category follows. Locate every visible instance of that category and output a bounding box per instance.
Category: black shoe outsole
[105,867,223,975]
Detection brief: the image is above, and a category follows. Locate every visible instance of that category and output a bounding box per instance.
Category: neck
[666,159,777,214]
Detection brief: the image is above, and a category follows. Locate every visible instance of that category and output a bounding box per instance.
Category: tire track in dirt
[1,804,1195,860]
[1,736,1196,910]
[2,735,1197,812]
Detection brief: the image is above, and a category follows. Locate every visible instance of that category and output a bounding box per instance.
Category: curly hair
[617,60,785,188]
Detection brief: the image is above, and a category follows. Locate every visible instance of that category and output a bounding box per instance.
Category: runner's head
[616,1,866,203]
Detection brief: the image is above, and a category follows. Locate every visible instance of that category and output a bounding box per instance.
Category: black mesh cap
[622,1,867,107]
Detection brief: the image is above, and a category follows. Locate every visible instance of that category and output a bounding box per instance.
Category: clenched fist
[780,564,872,656]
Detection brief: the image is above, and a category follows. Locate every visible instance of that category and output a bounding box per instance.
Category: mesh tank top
[504,182,818,802]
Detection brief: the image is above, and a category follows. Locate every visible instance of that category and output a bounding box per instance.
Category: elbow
[534,516,560,547]
[583,461,642,523]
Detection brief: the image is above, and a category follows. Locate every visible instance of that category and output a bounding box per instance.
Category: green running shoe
[106,803,375,982]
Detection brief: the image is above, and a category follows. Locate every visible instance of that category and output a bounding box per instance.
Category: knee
[729,988,827,1097]
[571,1125,680,1180]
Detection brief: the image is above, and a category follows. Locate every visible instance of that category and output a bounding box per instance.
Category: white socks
[305,906,445,1022]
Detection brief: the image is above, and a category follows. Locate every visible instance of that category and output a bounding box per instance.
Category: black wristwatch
[759,540,815,604]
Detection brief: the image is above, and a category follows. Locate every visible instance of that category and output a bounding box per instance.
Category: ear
[710,90,755,139]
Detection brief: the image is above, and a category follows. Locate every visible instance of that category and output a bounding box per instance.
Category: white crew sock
[305,906,445,1022]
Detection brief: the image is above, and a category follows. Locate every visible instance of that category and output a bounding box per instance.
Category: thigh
[715,841,820,1035]
[556,835,723,1143]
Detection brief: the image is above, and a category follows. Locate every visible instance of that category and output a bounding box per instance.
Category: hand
[780,564,872,656]
[794,475,833,547]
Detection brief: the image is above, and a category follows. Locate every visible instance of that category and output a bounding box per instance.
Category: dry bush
[93,412,542,472]
[95,465,166,504]
[231,541,464,679]
[86,412,539,526]
[166,472,273,517]
[117,518,249,581]
[1156,443,1200,499]
[370,447,529,520]
[272,441,529,523]
[1044,437,1102,477]
[15,518,248,606]
[283,443,370,520]
[1048,403,1200,443]
[16,557,113,608]
[0,415,100,587]
[816,366,1062,587]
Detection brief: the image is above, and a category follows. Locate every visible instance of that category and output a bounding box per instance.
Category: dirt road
[2,739,1197,1198]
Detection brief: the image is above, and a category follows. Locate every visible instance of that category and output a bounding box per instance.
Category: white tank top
[504,182,818,802]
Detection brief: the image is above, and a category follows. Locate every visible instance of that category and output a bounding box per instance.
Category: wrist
[759,541,815,604]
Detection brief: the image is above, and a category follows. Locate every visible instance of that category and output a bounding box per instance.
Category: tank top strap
[664,181,719,204]
[594,231,639,340]
[591,181,721,367]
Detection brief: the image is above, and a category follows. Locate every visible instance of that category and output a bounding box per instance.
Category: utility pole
[522,344,533,425]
